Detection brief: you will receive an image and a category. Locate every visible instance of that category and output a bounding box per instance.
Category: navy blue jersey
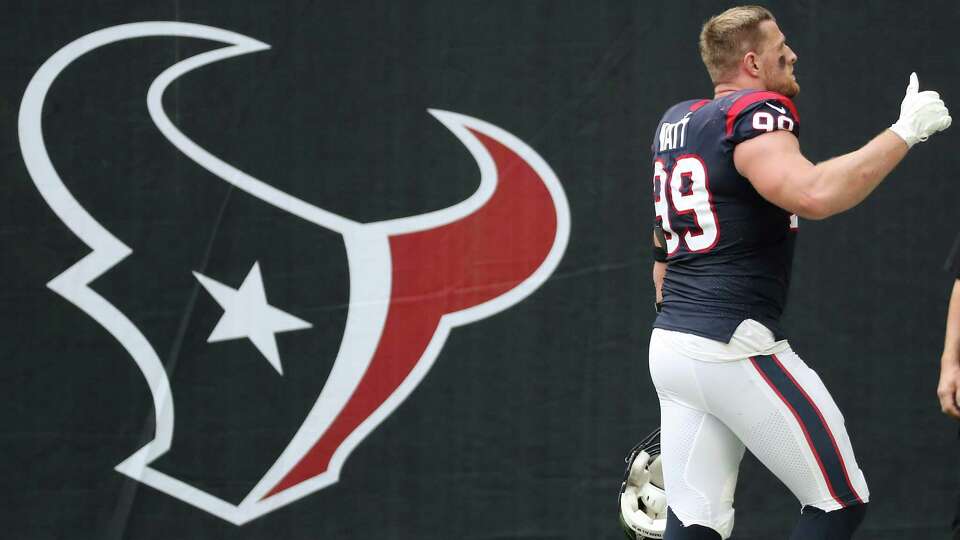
[652,90,800,342]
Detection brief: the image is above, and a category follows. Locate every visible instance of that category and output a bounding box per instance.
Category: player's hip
[649,334,870,510]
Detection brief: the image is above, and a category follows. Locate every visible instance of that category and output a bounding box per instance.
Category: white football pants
[649,324,869,539]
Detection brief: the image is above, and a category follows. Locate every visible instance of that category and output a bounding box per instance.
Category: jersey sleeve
[726,91,800,145]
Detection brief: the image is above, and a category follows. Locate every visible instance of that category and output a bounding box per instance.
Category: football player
[649,6,951,540]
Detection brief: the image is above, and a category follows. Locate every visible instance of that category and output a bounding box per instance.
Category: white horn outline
[20,21,571,525]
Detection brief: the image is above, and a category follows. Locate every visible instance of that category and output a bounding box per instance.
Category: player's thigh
[708,349,869,511]
[658,399,744,539]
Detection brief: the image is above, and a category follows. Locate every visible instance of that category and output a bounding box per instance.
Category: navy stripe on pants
[750,354,862,507]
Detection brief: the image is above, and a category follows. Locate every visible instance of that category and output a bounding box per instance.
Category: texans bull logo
[19,23,570,525]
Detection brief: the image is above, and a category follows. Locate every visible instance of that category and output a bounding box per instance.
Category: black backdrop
[2,1,959,539]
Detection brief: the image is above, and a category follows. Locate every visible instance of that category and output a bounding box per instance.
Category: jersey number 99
[653,155,719,255]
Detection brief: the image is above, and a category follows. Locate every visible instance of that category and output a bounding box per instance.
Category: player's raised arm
[734,73,951,220]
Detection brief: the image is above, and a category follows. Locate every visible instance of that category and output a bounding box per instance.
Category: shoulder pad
[726,91,800,143]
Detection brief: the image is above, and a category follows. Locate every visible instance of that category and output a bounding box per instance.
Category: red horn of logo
[264,128,559,498]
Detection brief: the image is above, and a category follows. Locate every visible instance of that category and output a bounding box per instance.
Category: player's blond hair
[699,6,774,84]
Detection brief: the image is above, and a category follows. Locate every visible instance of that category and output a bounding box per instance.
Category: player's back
[652,90,801,342]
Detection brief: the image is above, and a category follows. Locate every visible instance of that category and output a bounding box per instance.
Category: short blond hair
[699,6,774,83]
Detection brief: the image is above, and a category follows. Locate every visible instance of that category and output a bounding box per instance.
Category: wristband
[653,225,668,262]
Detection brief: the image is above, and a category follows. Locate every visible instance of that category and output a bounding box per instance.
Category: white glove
[890,72,952,147]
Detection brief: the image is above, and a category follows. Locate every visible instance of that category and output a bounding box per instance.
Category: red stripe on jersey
[725,91,799,136]
[689,99,710,112]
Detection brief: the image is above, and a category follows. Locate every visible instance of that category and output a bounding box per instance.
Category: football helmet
[618,428,667,539]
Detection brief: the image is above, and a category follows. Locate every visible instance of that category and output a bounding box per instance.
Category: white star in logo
[193,262,312,375]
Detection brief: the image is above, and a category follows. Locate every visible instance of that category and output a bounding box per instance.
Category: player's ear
[742,51,761,77]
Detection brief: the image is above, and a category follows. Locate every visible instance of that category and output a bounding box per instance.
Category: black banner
[2,2,959,539]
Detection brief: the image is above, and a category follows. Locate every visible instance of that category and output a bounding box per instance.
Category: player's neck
[713,79,767,99]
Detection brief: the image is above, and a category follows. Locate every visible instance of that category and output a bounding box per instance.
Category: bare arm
[653,261,666,306]
[652,230,666,307]
[734,73,950,220]
[733,129,908,220]
[939,280,960,419]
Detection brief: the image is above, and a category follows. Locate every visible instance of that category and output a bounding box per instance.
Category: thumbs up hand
[890,72,952,147]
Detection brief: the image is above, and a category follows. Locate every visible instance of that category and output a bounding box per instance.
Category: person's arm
[653,261,666,307]
[652,229,666,310]
[734,130,907,219]
[939,279,960,419]
[734,73,950,220]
